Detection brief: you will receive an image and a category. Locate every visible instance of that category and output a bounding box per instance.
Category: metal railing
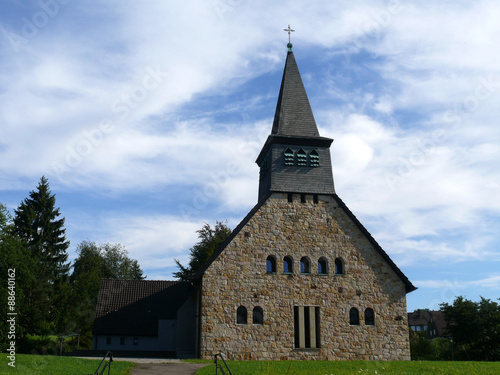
[214,353,232,375]
[89,351,113,375]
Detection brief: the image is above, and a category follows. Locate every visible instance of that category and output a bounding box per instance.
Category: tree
[174,221,231,281]
[12,177,71,335]
[441,296,500,361]
[69,241,145,348]
[13,176,70,281]
[0,203,37,348]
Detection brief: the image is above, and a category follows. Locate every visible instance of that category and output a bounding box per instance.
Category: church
[93,39,416,361]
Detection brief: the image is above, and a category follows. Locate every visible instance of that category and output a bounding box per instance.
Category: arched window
[237,306,247,324]
[310,150,319,167]
[349,307,359,325]
[318,257,328,275]
[300,257,311,274]
[365,308,375,326]
[335,258,344,275]
[297,149,307,166]
[266,256,277,273]
[283,256,293,273]
[253,306,263,324]
[284,148,294,166]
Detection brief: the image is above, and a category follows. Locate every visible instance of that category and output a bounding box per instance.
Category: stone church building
[93,42,416,361]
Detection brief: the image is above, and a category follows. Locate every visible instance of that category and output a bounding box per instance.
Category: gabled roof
[193,193,271,281]
[195,192,416,294]
[408,310,447,335]
[333,194,416,293]
[271,51,320,138]
[93,279,191,336]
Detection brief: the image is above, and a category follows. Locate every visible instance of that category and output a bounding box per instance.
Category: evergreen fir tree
[13,177,71,334]
[14,176,70,281]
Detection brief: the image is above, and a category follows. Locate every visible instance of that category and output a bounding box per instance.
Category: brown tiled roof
[92,279,191,336]
[408,310,448,336]
[408,309,432,326]
[430,310,448,336]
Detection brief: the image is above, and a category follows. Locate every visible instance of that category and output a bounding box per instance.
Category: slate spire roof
[256,44,335,199]
[271,49,320,138]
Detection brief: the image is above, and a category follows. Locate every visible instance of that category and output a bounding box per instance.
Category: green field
[195,360,500,375]
[0,354,136,375]
[2,356,499,375]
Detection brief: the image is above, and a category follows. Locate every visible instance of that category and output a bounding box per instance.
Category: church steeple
[271,48,320,138]
[256,39,335,202]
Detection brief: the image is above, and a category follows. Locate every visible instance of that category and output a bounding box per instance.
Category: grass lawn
[0,354,136,375]
[194,360,500,375]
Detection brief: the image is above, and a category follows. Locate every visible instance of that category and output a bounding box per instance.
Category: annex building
[93,41,416,361]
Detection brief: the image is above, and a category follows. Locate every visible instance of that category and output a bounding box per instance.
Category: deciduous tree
[174,221,231,281]
[441,296,500,361]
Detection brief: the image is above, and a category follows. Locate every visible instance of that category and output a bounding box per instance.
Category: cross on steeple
[283,25,295,43]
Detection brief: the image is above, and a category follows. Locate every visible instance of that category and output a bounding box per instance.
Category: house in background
[93,41,416,360]
[408,310,448,339]
[92,279,196,358]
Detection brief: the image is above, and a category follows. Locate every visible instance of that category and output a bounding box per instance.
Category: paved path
[74,357,210,375]
[130,362,209,375]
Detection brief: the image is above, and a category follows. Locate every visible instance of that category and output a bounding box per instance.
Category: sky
[0,0,499,312]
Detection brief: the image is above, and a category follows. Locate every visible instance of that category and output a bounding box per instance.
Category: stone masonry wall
[201,193,411,360]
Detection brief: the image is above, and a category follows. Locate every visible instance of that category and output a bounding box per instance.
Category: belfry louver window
[284,148,294,166]
[310,150,319,167]
[297,149,307,166]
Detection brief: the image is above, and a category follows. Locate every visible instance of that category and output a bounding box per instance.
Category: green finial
[287,42,293,52]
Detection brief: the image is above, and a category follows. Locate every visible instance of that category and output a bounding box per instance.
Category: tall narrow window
[310,150,319,167]
[365,308,375,326]
[335,258,344,275]
[106,337,111,345]
[294,306,321,349]
[300,194,306,203]
[318,257,328,275]
[287,193,293,203]
[284,256,294,273]
[253,307,264,324]
[300,257,311,274]
[284,148,294,166]
[120,337,125,345]
[297,149,307,166]
[349,307,360,325]
[237,306,248,324]
[266,256,277,273]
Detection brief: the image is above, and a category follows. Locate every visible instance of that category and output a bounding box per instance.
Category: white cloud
[99,214,203,271]
[416,275,500,291]
[1,0,500,293]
